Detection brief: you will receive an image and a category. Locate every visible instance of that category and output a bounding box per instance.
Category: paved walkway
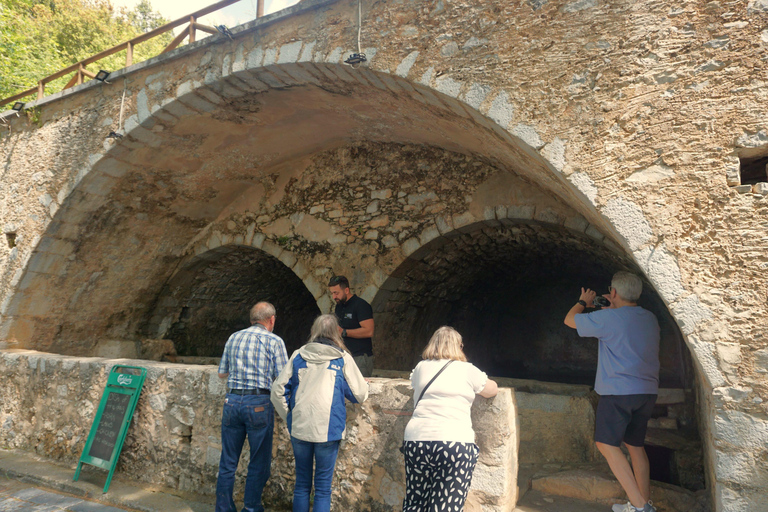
[0,449,211,512]
[0,477,132,512]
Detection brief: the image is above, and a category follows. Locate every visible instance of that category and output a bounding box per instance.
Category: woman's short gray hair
[309,314,347,351]
[611,271,643,302]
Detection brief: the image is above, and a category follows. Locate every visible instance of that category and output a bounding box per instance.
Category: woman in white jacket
[271,314,368,512]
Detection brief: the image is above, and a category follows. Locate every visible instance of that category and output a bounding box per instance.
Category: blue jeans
[215,394,274,512]
[290,437,341,512]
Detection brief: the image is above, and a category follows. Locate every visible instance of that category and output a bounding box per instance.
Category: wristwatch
[577,300,587,307]
[342,329,347,338]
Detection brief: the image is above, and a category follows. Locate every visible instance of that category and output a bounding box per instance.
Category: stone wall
[1,0,767,510]
[0,349,519,511]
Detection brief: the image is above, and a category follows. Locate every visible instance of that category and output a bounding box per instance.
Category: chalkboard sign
[74,365,146,493]
[88,391,132,461]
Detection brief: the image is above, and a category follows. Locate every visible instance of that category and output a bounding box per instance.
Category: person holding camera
[563,271,660,512]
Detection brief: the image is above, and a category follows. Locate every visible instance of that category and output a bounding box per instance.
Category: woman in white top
[402,326,498,512]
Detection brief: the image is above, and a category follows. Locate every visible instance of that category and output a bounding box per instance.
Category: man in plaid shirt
[215,301,288,512]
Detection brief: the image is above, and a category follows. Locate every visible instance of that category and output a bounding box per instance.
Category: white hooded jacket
[271,340,368,443]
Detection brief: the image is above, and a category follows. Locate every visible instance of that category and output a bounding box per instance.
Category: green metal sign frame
[74,365,146,493]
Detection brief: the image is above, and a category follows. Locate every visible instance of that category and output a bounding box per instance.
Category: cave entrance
[145,245,320,358]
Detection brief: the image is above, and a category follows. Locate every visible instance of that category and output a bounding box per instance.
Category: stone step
[515,489,611,512]
[528,464,709,512]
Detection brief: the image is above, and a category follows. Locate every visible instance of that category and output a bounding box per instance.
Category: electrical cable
[358,0,362,54]
[344,0,367,65]
[118,77,127,134]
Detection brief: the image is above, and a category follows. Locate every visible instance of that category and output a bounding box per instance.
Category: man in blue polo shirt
[216,301,288,512]
[564,271,660,512]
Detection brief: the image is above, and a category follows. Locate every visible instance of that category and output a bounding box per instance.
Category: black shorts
[595,394,657,447]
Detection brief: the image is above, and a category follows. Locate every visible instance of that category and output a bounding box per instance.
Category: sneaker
[611,503,656,512]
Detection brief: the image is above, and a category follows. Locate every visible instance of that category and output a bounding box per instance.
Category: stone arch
[0,56,717,382]
[145,243,321,357]
[370,211,704,491]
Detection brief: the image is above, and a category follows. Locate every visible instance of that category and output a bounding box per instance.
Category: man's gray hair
[250,302,276,324]
[611,271,643,302]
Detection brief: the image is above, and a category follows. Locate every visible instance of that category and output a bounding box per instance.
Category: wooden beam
[126,42,133,67]
[37,82,44,100]
[257,0,264,18]
[162,29,189,54]
[192,22,218,35]
[188,16,196,44]
[63,73,79,90]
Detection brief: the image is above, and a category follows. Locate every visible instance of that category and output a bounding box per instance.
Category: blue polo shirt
[574,307,660,396]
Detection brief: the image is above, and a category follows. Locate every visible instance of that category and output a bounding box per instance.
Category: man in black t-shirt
[328,275,375,377]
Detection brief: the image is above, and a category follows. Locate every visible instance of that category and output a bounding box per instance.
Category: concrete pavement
[0,449,211,512]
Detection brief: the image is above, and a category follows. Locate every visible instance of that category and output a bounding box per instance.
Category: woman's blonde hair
[421,326,467,362]
[309,314,348,352]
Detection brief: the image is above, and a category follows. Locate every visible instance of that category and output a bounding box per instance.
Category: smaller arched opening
[145,245,320,358]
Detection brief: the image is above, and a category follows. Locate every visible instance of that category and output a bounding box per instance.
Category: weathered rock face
[0,350,519,511]
[1,0,767,510]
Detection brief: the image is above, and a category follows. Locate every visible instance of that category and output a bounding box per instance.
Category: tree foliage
[0,0,172,102]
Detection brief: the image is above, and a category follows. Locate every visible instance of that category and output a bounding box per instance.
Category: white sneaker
[611,503,656,512]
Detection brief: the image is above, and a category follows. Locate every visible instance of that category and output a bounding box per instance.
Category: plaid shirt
[218,324,288,391]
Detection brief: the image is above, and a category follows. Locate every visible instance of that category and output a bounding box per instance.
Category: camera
[593,296,610,308]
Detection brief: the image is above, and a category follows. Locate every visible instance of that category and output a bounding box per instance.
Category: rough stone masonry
[1,0,767,511]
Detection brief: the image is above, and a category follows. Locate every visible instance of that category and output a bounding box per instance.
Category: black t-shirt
[334,295,373,357]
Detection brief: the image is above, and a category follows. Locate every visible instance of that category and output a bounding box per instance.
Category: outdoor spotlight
[344,53,367,65]
[216,25,234,40]
[95,70,111,82]
[11,102,24,111]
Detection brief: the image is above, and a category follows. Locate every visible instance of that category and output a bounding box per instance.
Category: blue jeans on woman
[290,437,341,512]
[215,393,274,512]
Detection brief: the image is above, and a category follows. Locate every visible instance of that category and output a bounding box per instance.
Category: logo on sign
[117,374,133,386]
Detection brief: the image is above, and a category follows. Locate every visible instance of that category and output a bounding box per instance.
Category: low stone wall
[0,350,518,511]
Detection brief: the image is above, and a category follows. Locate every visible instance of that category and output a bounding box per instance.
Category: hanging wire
[119,77,127,133]
[344,0,367,65]
[358,0,362,54]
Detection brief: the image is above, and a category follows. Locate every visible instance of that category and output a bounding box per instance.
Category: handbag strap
[414,360,454,407]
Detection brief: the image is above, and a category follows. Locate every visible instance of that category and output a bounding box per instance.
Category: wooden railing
[1,0,264,108]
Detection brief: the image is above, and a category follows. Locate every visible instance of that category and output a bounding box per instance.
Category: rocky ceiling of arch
[388,223,635,306]
[102,77,594,227]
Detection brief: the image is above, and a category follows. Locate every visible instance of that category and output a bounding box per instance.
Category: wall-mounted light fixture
[344,53,367,65]
[95,70,111,82]
[11,102,24,112]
